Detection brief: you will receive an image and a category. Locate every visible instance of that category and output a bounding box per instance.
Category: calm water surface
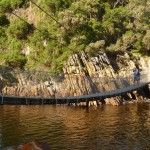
[0,103,150,150]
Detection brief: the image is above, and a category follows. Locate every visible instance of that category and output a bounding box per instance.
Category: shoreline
[0,94,150,106]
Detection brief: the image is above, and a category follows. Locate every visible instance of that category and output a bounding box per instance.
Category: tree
[1,39,27,68]
[45,0,72,13]
[143,30,150,51]
[0,0,11,12]
[6,18,32,40]
[0,13,9,26]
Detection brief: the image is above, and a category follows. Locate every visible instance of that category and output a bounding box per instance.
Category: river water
[0,102,150,150]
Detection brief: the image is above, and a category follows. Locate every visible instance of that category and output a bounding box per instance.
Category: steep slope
[0,0,149,74]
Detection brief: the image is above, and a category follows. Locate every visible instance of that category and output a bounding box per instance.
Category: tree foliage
[0,0,149,72]
[0,0,28,12]
[6,18,32,39]
[0,13,9,26]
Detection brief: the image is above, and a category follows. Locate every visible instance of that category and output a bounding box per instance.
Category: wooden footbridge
[0,70,150,105]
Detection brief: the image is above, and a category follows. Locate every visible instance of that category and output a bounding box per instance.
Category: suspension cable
[1,8,72,51]
[11,11,42,33]
[30,0,68,32]
[30,0,83,45]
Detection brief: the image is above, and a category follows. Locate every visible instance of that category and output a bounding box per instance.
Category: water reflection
[0,103,150,150]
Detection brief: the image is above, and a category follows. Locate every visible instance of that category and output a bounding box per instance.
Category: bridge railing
[56,70,150,98]
[0,68,150,98]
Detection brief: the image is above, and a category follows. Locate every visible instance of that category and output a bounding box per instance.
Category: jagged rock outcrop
[105,96,124,106]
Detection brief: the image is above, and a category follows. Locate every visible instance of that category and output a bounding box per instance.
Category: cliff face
[0,52,150,105]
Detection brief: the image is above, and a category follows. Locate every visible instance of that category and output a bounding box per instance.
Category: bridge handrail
[0,68,150,99]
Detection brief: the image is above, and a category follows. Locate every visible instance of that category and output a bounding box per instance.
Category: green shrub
[0,13,9,26]
[0,0,11,12]
[6,18,32,39]
[10,0,23,9]
[3,39,26,68]
[45,0,72,13]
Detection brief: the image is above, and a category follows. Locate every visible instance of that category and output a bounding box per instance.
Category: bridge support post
[1,96,3,105]
[55,99,57,105]
[75,98,78,106]
[101,98,106,105]
[26,98,28,105]
[86,98,89,107]
[96,99,100,107]
[67,99,70,105]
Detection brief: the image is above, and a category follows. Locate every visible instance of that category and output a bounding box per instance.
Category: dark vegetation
[0,0,149,73]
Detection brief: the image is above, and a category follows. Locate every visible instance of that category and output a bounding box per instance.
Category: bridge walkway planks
[0,81,149,105]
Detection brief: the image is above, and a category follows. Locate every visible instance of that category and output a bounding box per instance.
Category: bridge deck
[66,82,150,100]
[0,70,150,105]
[0,81,149,105]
